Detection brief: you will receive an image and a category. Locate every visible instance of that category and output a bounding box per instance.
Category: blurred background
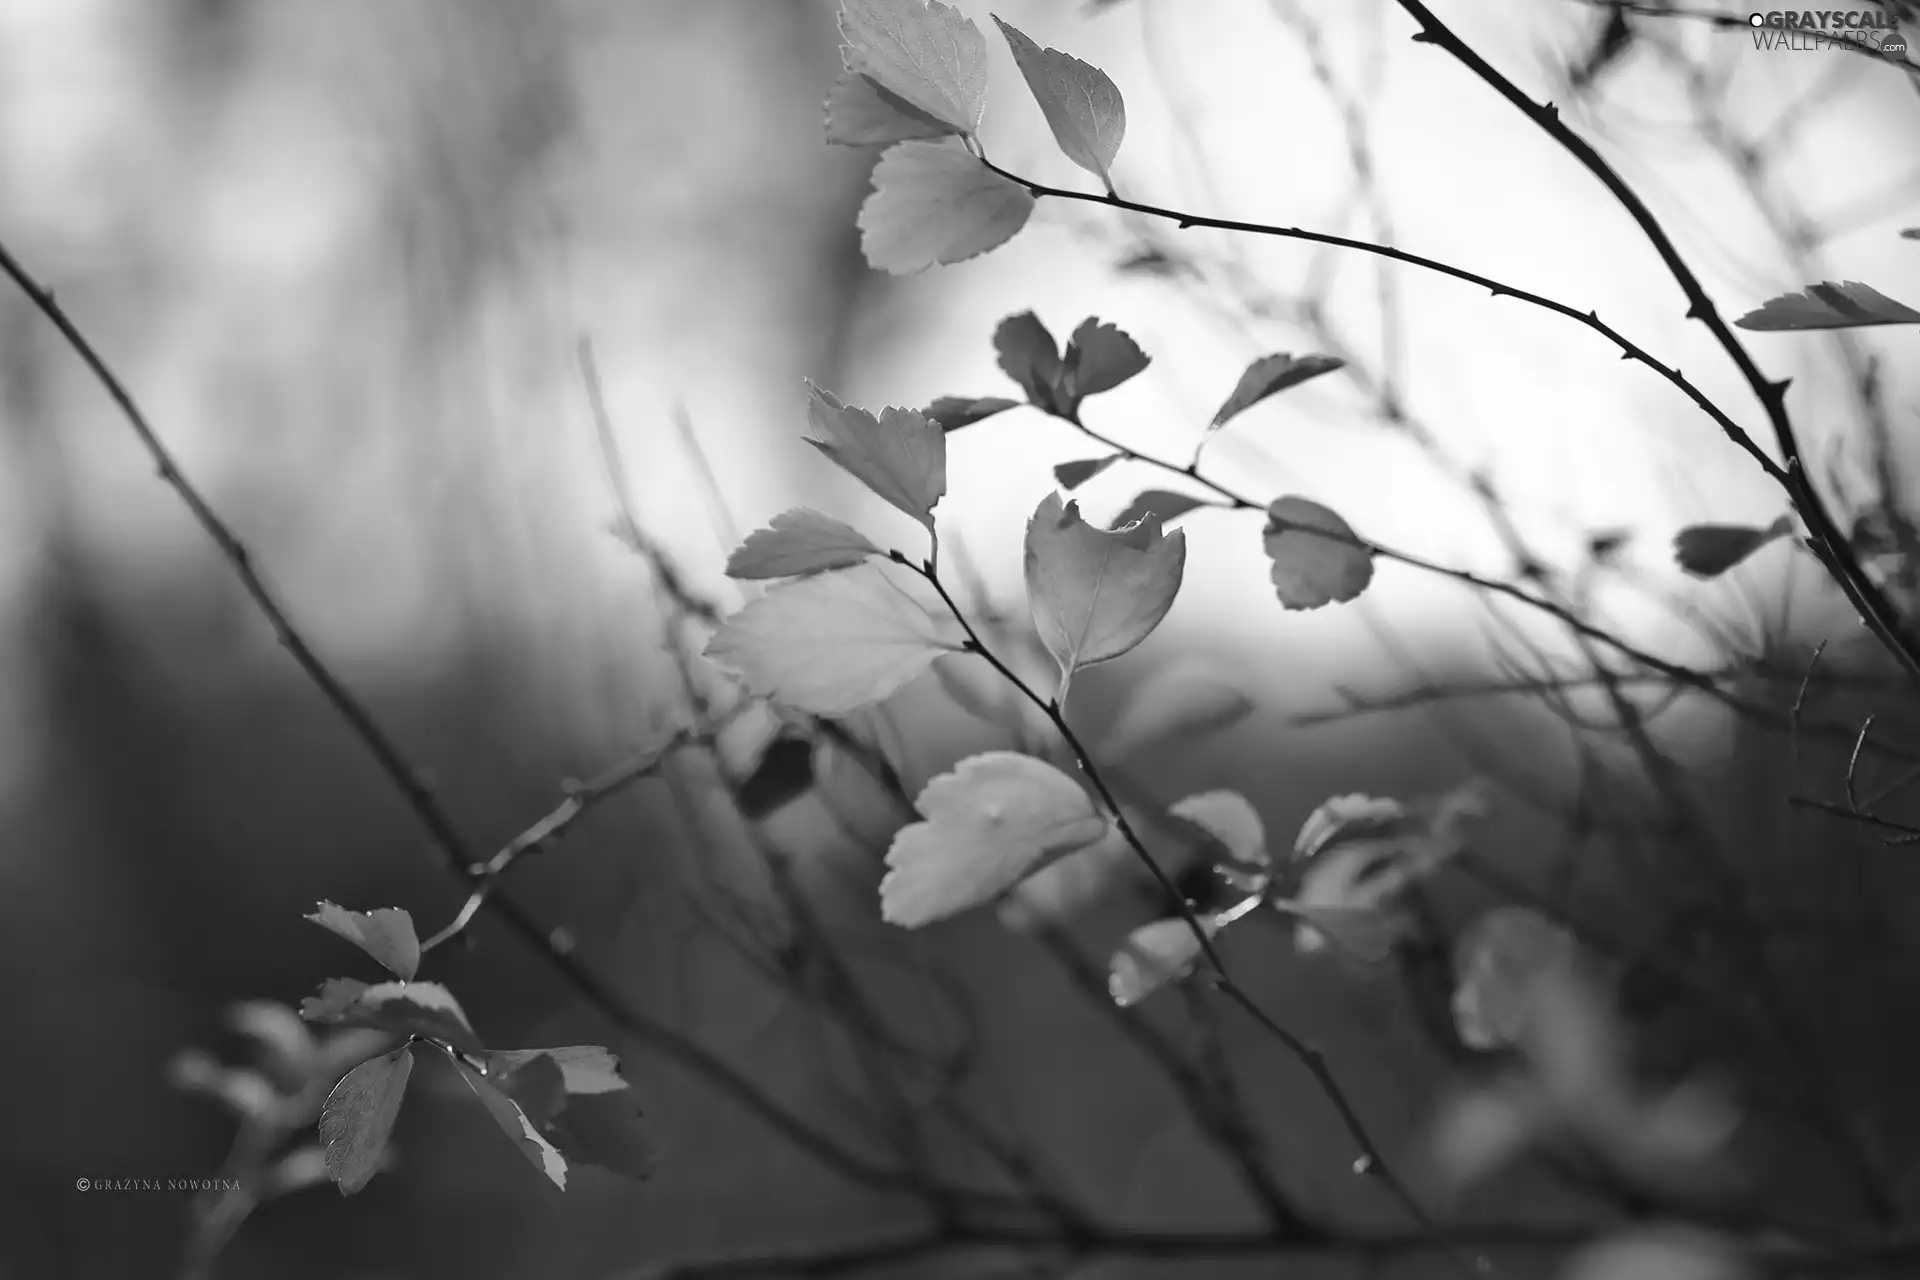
[2,0,1918,1276]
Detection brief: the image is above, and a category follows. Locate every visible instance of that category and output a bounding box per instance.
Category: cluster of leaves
[295,903,651,1195]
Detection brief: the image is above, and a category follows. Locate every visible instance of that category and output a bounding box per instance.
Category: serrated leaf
[1452,907,1579,1051]
[881,751,1112,927]
[839,0,989,137]
[825,67,959,146]
[991,16,1127,189]
[1168,790,1266,866]
[1109,917,1215,1007]
[319,1044,414,1195]
[1055,454,1122,490]
[926,394,1020,430]
[1111,489,1208,531]
[994,311,1062,409]
[482,1046,629,1095]
[1263,495,1373,609]
[858,140,1035,274]
[1733,280,1920,330]
[453,1055,568,1190]
[1673,516,1791,578]
[803,385,945,533]
[726,508,883,579]
[1210,353,1345,430]
[299,979,482,1054]
[1102,660,1254,758]
[1025,493,1185,699]
[1060,318,1149,407]
[305,902,420,981]
[704,563,965,715]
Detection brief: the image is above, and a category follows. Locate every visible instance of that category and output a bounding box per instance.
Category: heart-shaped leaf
[726,508,883,579]
[991,16,1127,190]
[1209,353,1345,431]
[1672,516,1791,578]
[858,140,1036,274]
[838,0,989,137]
[318,1043,414,1195]
[803,385,945,533]
[881,752,1112,927]
[1733,280,1920,330]
[705,563,966,715]
[305,902,420,981]
[1263,495,1373,609]
[1025,493,1185,700]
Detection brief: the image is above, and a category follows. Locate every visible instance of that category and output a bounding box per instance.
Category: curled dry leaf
[881,752,1112,927]
[1263,495,1373,609]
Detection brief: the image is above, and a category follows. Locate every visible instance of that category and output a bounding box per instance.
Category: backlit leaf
[858,140,1035,274]
[1060,318,1149,407]
[824,67,959,146]
[881,752,1111,927]
[1209,353,1345,430]
[1168,790,1266,866]
[705,563,966,715]
[726,508,883,579]
[803,384,945,533]
[481,1046,629,1096]
[1102,660,1254,758]
[925,394,1020,430]
[1024,493,1185,698]
[1055,454,1122,490]
[305,902,420,981]
[994,311,1062,409]
[1109,917,1215,1007]
[1263,495,1373,609]
[1111,489,1209,531]
[991,16,1127,189]
[319,1044,414,1195]
[838,0,989,136]
[1673,516,1791,578]
[1733,280,1920,330]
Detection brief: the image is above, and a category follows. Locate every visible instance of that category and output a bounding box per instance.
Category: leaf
[704,563,965,715]
[1109,917,1215,1007]
[994,311,1062,409]
[305,902,420,981]
[926,394,1020,431]
[1168,791,1266,866]
[1111,489,1208,531]
[546,1090,656,1182]
[1263,495,1373,610]
[1903,228,1920,240]
[453,1055,568,1190]
[1060,318,1149,407]
[803,385,945,533]
[858,140,1036,274]
[991,16,1127,189]
[481,1046,630,1096]
[299,979,483,1054]
[1055,454,1123,490]
[1451,907,1579,1051]
[318,1044,414,1195]
[824,66,960,146]
[1673,516,1791,578]
[726,508,883,579]
[881,751,1112,927]
[1291,793,1406,864]
[1024,493,1185,698]
[839,0,989,137]
[1733,280,1920,330]
[1210,353,1345,430]
[1270,900,1403,964]
[735,732,816,819]
[1102,660,1254,758]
